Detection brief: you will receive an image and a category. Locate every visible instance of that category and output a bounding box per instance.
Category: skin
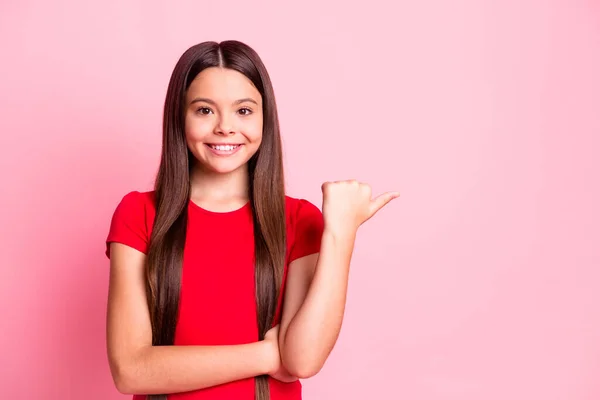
[184,67,263,212]
[279,181,399,379]
[106,67,399,395]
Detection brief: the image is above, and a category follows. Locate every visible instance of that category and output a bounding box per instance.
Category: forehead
[186,67,261,103]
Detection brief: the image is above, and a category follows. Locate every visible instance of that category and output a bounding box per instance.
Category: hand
[321,180,399,234]
[264,325,298,383]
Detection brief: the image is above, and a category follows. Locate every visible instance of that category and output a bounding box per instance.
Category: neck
[189,163,250,204]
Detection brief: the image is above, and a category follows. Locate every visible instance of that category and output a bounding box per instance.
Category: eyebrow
[189,97,259,106]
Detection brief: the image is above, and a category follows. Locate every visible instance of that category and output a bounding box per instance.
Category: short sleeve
[289,199,324,262]
[105,191,149,258]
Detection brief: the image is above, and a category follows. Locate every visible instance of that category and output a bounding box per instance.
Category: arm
[278,230,355,379]
[107,242,276,395]
[278,181,399,379]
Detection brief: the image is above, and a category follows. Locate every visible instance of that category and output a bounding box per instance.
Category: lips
[204,143,243,156]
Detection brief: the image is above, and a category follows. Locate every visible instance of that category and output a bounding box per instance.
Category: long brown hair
[145,41,286,400]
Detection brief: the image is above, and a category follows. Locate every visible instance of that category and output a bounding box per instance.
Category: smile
[205,143,243,156]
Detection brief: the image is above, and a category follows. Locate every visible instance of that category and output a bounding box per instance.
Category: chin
[201,160,248,175]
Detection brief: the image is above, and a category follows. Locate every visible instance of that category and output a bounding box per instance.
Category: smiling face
[184,67,264,175]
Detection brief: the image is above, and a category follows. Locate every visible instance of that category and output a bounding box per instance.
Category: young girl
[105,40,398,400]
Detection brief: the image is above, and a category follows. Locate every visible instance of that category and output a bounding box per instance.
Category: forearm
[281,228,356,378]
[114,341,271,395]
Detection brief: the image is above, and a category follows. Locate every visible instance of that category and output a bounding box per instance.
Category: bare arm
[107,243,276,395]
[278,229,355,379]
[278,181,398,379]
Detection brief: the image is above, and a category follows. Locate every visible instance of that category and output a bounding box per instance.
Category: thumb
[369,191,400,216]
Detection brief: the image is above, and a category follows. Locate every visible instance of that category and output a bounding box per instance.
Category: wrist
[260,339,278,376]
[323,224,357,242]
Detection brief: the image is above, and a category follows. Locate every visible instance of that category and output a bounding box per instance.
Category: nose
[215,115,235,136]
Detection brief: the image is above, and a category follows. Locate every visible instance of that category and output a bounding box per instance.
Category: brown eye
[238,108,252,116]
[197,107,212,115]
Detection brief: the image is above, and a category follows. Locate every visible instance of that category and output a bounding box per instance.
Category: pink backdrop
[1,1,599,399]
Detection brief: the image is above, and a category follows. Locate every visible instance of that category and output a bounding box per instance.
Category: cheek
[246,120,263,144]
[185,117,212,142]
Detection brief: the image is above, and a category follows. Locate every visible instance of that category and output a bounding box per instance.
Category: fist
[321,180,399,233]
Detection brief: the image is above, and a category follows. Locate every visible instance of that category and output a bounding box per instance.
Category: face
[184,67,263,174]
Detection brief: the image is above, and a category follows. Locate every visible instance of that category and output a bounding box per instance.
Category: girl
[105,40,398,400]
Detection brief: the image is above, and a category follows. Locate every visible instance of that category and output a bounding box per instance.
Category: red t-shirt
[105,191,324,400]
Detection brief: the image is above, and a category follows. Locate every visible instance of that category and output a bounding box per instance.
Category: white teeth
[211,145,238,151]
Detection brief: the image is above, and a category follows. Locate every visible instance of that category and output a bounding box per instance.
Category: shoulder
[285,195,321,217]
[117,190,156,209]
[111,190,157,219]
[105,190,157,258]
[285,195,323,226]
[285,195,324,260]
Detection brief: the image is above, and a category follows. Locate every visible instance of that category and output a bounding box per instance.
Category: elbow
[114,378,135,395]
[110,356,143,395]
[111,363,137,394]
[287,362,322,380]
[282,354,324,380]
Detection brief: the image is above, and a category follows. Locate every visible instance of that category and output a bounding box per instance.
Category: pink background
[1,1,599,399]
